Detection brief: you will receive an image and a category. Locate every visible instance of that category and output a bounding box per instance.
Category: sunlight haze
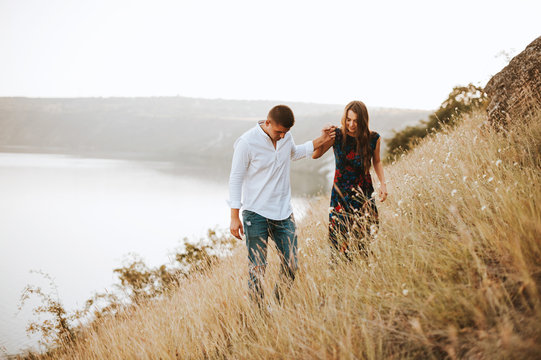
[1,0,540,109]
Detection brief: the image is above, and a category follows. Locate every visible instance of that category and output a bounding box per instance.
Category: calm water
[0,152,311,356]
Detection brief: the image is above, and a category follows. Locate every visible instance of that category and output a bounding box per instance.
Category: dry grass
[36,109,541,359]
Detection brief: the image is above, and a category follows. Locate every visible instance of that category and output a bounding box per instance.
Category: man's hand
[322,123,336,134]
[230,210,244,240]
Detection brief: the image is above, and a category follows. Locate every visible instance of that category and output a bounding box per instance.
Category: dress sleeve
[334,128,342,147]
[370,132,380,151]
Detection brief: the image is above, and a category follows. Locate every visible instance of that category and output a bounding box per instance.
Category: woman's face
[346,109,358,135]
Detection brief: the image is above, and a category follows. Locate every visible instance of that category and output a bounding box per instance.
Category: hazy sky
[1,0,540,110]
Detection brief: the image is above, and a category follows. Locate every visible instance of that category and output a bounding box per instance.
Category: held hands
[321,123,336,143]
[312,123,337,158]
[379,183,388,202]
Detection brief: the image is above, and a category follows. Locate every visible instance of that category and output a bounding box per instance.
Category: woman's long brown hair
[341,100,373,174]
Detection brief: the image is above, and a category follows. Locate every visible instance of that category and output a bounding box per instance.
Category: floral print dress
[329,128,380,255]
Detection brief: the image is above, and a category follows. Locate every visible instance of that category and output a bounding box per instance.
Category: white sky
[1,0,540,110]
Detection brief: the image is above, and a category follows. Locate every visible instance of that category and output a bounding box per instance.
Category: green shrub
[386,83,487,160]
[19,228,238,353]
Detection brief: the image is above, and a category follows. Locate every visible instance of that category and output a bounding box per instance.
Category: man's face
[265,118,290,141]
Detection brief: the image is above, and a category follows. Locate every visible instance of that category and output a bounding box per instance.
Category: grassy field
[29,109,541,359]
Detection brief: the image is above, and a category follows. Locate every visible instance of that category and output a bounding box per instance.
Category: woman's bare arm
[372,137,388,201]
[312,127,336,159]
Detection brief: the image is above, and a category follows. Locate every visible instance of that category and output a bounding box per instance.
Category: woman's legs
[328,199,378,261]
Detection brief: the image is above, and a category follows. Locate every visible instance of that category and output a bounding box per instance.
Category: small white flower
[394,213,399,217]
[451,189,457,196]
[481,205,487,211]
[462,176,467,182]
[402,289,409,296]
[488,177,494,182]
[495,159,502,166]
[429,159,434,164]
[397,200,403,207]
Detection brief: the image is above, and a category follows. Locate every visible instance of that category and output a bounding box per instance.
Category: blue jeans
[242,210,298,304]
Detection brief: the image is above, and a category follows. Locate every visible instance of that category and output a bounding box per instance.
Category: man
[228,105,334,304]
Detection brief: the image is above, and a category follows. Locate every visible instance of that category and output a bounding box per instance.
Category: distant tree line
[385,84,488,160]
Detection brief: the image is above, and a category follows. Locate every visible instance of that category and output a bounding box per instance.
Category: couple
[228,101,388,304]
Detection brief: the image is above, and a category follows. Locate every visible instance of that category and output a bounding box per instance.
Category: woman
[313,100,388,258]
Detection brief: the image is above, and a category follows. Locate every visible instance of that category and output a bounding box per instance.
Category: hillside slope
[35,109,541,359]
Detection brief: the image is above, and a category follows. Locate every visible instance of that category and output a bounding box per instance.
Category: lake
[0,152,319,356]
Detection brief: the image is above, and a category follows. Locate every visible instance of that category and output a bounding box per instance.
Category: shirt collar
[257,120,273,142]
[256,120,266,137]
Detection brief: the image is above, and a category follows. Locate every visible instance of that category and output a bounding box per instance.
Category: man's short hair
[268,105,295,128]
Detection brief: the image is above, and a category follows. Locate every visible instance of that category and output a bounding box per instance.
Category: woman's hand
[321,124,336,143]
[379,183,388,202]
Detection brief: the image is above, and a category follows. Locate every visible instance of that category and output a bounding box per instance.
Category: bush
[386,83,487,160]
[18,228,238,355]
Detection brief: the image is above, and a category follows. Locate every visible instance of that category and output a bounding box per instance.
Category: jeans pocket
[242,210,255,226]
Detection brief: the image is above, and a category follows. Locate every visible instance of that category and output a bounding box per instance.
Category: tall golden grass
[32,109,541,359]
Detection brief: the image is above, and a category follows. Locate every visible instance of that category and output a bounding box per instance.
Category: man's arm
[228,139,249,239]
[291,125,335,161]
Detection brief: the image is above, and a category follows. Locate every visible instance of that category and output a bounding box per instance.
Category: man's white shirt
[228,121,314,220]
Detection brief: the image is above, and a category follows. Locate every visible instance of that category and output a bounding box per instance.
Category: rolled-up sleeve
[227,138,250,209]
[290,134,314,161]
